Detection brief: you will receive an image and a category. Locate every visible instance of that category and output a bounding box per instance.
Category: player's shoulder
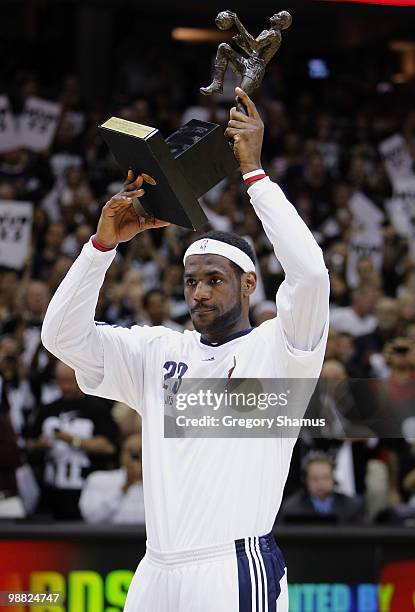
[96,321,197,353]
[163,328,200,349]
[99,323,183,347]
[129,324,181,340]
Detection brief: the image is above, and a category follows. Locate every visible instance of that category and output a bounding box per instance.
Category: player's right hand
[95,171,170,249]
[225,88,264,175]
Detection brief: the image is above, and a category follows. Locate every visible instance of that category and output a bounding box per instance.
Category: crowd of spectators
[1,42,415,525]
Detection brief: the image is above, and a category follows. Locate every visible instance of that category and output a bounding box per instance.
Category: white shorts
[124,532,288,612]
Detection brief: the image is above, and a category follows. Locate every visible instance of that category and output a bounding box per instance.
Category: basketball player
[42,88,330,611]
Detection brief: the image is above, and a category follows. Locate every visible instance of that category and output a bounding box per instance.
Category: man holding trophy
[41,11,329,612]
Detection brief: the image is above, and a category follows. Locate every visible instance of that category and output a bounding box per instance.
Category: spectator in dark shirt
[278,452,363,524]
[26,361,119,519]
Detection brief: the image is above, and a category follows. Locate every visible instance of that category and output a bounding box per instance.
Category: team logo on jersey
[227,356,236,378]
[199,239,209,251]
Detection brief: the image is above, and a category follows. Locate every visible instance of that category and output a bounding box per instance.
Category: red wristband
[243,170,267,186]
[91,235,117,252]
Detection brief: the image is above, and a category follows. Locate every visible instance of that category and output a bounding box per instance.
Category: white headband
[183,238,256,273]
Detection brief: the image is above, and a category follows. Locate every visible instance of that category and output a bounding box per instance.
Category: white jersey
[42,177,329,552]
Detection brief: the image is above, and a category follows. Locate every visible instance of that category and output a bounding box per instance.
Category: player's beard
[192,298,242,337]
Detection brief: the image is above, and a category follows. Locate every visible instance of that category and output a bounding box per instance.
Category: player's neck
[200,317,252,346]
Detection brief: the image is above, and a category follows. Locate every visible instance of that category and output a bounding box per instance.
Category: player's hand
[95,171,170,249]
[225,88,264,175]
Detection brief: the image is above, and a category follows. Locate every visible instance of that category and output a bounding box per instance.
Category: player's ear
[241,272,257,297]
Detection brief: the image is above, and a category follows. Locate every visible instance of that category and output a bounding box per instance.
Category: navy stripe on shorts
[235,532,285,612]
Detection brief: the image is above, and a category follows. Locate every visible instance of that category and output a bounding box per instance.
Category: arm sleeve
[41,239,147,410]
[79,472,123,523]
[248,177,330,352]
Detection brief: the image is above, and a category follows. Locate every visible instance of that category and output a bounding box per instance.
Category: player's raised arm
[225,88,329,351]
[41,172,169,405]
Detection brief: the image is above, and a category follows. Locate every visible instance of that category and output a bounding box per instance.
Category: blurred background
[0,0,415,610]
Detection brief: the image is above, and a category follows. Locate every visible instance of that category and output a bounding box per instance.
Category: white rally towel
[18,96,61,152]
[0,200,33,269]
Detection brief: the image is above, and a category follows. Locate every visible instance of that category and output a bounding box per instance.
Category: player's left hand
[225,88,264,175]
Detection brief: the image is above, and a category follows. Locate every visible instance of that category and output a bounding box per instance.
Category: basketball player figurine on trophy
[200,10,292,113]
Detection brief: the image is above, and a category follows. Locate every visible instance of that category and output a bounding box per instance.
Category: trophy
[98,10,292,230]
[200,10,292,113]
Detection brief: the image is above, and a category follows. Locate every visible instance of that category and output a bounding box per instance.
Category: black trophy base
[98,117,238,230]
[166,120,239,199]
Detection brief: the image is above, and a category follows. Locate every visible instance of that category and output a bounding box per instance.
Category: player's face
[184,254,242,336]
